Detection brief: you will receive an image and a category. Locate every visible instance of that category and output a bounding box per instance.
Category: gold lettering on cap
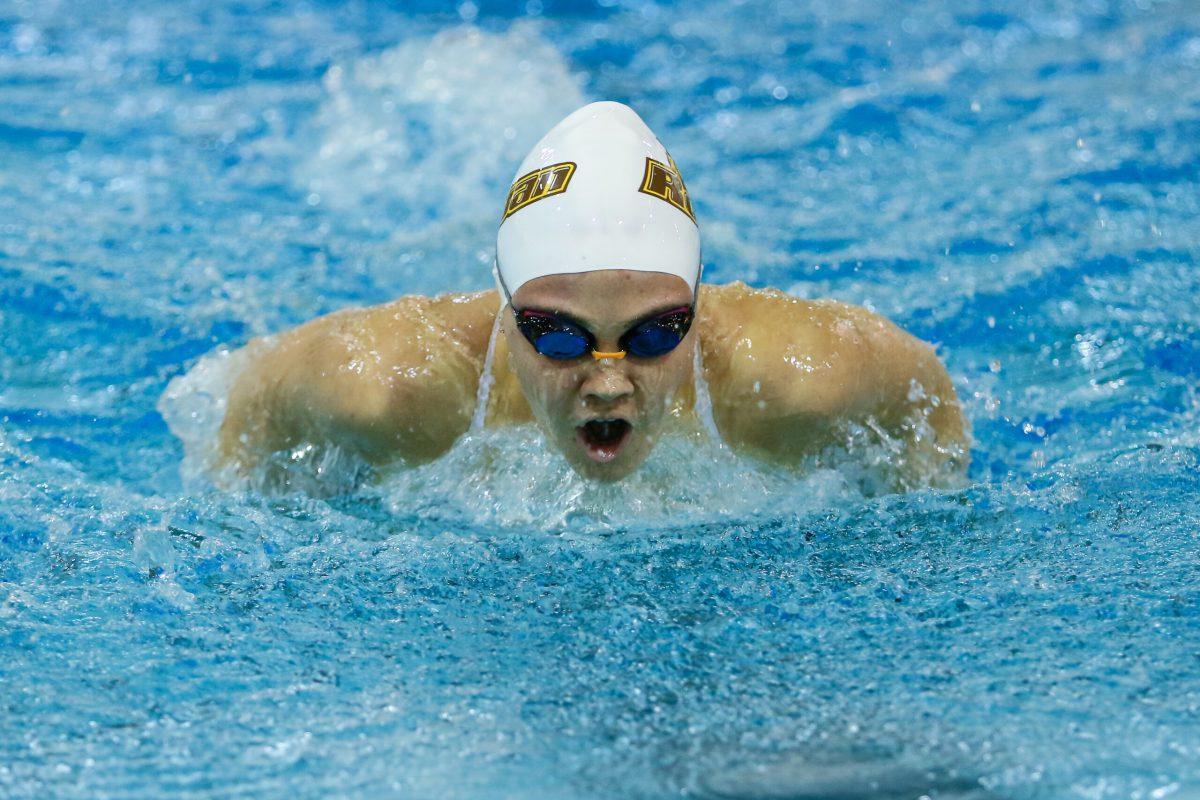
[638,154,695,222]
[502,162,577,221]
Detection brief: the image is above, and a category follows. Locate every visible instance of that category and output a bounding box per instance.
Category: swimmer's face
[504,270,697,481]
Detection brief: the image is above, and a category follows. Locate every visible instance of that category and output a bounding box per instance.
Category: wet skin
[217,272,970,488]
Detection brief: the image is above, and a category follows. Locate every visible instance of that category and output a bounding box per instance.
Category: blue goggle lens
[623,325,683,357]
[534,329,591,359]
[620,309,693,357]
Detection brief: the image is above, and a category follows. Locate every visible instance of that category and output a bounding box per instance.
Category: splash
[158,339,964,529]
[157,343,374,496]
[295,23,586,224]
[375,407,966,534]
[376,422,862,532]
[156,344,252,490]
[157,346,866,528]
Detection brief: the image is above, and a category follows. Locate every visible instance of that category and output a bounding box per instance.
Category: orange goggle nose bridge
[592,350,626,360]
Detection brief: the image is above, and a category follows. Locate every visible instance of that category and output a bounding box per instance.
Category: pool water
[3,1,1200,797]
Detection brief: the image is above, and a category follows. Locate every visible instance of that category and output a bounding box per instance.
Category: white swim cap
[495,101,701,300]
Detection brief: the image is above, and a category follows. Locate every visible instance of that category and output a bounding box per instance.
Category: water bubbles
[13,24,42,54]
[457,1,479,23]
[715,86,742,104]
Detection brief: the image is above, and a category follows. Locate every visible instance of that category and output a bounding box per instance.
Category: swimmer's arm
[217,293,496,481]
[703,288,969,482]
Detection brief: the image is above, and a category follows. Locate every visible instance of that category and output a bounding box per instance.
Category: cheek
[633,349,694,417]
[537,374,579,415]
[663,354,693,392]
[509,348,579,420]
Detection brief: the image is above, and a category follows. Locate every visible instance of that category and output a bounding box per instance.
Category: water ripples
[3,1,1200,797]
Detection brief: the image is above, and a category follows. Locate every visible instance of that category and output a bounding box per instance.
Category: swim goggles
[513,305,694,360]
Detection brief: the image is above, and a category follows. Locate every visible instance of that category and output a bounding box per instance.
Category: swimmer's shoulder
[699,279,884,327]
[313,289,501,461]
[695,281,967,472]
[355,289,500,366]
[222,290,501,467]
[697,280,878,414]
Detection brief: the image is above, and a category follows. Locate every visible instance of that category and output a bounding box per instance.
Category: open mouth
[576,418,632,463]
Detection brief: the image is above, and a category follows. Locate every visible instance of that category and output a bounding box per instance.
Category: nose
[580,360,634,405]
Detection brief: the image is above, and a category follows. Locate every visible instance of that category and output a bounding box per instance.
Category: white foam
[377,422,863,533]
[295,23,586,223]
[156,344,256,490]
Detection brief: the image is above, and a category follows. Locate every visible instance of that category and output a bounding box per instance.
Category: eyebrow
[523,302,691,331]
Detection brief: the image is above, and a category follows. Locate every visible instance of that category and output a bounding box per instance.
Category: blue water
[3,1,1200,797]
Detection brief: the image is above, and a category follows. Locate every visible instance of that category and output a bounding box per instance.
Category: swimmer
[217,102,968,487]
